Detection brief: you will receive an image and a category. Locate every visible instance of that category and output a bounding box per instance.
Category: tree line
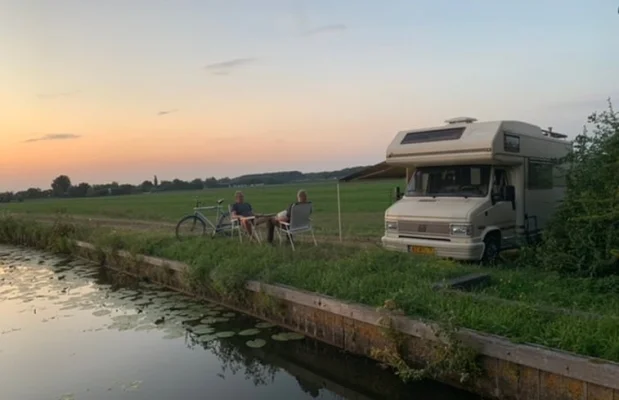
[0,166,367,202]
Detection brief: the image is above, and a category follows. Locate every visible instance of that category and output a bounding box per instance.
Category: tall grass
[2,214,619,362]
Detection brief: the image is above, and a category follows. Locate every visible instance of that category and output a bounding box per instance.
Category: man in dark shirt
[230,191,256,236]
[267,189,311,244]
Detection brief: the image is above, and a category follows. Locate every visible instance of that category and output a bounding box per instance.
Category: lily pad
[222,312,236,318]
[238,328,260,336]
[135,324,156,331]
[245,339,267,348]
[201,316,229,324]
[92,309,111,317]
[272,332,305,341]
[205,310,220,316]
[199,334,218,343]
[192,326,215,335]
[162,331,185,340]
[255,322,276,329]
[214,331,235,338]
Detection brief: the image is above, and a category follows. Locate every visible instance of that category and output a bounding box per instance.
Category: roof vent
[445,117,477,125]
[541,126,568,139]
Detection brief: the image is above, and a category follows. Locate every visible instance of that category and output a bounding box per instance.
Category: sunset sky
[1,0,617,192]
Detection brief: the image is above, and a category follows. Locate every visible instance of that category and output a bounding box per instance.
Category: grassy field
[3,180,401,239]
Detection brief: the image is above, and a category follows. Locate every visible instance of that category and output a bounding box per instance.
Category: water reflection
[0,245,479,400]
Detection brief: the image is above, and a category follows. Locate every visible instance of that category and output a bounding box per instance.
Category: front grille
[398,220,450,237]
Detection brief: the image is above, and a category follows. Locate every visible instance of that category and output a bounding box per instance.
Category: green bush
[0,213,83,253]
[533,101,619,276]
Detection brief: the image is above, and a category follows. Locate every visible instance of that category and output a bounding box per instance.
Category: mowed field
[3,180,402,239]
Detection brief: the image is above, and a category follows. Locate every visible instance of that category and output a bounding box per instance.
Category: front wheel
[481,233,501,265]
[175,215,207,241]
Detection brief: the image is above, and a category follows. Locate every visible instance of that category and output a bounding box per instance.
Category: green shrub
[533,101,619,276]
[0,213,83,254]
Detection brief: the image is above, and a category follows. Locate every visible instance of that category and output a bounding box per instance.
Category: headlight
[385,220,398,231]
[450,223,472,236]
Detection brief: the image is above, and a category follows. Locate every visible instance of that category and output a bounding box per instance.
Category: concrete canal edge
[71,240,619,400]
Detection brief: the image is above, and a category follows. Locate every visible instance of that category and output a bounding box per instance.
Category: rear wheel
[481,232,501,265]
[213,212,235,237]
[175,215,208,240]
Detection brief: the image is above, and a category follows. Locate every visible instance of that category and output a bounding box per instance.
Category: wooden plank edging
[73,240,619,390]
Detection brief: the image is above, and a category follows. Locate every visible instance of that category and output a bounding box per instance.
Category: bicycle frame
[192,202,235,236]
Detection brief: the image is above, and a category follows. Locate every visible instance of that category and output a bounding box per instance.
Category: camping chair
[275,202,317,251]
[228,204,261,243]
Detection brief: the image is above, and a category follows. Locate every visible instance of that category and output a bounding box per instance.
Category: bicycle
[175,197,235,240]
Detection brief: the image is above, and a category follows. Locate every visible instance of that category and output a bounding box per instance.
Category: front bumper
[381,235,484,261]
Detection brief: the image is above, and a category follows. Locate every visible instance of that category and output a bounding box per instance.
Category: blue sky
[1,0,618,190]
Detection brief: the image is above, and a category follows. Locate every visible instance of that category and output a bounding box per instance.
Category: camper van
[381,117,572,262]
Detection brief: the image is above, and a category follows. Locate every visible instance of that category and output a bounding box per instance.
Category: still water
[0,245,479,400]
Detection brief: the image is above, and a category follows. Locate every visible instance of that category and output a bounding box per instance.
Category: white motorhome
[381,117,572,262]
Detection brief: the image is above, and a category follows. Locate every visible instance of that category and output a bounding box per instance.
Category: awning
[339,161,407,182]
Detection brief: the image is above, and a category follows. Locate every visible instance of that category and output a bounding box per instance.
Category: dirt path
[18,213,380,248]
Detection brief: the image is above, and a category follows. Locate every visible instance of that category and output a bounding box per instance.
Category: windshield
[406,165,491,198]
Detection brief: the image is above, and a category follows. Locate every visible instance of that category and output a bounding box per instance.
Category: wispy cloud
[291,3,346,37]
[301,24,347,36]
[204,58,256,75]
[24,133,81,143]
[157,109,178,116]
[36,90,80,100]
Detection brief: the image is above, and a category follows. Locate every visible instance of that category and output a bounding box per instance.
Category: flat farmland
[3,180,402,239]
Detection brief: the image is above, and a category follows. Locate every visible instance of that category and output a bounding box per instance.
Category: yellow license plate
[410,246,435,255]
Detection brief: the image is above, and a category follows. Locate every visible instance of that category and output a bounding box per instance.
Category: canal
[0,245,480,400]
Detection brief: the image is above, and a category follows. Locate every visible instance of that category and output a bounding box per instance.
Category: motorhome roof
[399,119,567,140]
[386,119,570,167]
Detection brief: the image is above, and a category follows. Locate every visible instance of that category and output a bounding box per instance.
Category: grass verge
[1,213,618,363]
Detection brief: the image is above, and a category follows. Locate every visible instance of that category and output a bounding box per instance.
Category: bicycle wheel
[175,215,207,240]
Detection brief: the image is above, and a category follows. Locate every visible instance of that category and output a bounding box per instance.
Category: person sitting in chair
[230,191,256,235]
[267,189,311,244]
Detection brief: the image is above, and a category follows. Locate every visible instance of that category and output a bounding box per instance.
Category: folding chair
[275,202,317,251]
[228,204,241,240]
[228,204,261,243]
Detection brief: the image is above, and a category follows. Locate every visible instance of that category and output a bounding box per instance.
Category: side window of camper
[528,160,554,190]
[552,161,568,187]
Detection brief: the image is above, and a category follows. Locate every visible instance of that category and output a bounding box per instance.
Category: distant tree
[153,175,158,188]
[0,191,14,203]
[116,184,134,195]
[51,175,71,196]
[190,178,204,190]
[68,182,90,197]
[22,188,43,199]
[204,177,219,188]
[141,180,154,192]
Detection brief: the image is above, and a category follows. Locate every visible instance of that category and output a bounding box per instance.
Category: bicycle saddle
[217,199,224,204]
